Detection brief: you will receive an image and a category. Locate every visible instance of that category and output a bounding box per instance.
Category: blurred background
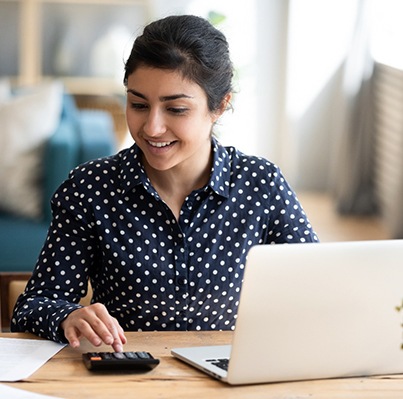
[0,0,402,243]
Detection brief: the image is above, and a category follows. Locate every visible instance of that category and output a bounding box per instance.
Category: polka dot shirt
[11,138,318,343]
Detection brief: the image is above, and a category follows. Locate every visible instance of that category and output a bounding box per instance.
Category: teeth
[148,141,172,148]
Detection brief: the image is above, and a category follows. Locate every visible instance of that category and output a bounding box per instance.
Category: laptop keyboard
[205,358,229,371]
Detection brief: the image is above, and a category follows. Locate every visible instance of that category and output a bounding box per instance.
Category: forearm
[11,293,82,343]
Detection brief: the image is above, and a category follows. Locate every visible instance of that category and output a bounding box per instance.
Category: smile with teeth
[148,140,175,148]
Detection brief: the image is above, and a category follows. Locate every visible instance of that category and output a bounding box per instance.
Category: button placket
[170,225,189,330]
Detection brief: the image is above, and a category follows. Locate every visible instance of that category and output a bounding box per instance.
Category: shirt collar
[119,138,231,198]
[118,145,150,195]
[209,137,231,198]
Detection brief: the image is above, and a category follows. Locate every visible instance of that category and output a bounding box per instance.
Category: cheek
[126,110,142,133]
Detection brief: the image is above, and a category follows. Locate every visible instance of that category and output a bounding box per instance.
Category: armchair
[0,93,116,329]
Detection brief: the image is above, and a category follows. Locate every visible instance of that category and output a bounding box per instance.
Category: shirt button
[177,277,187,286]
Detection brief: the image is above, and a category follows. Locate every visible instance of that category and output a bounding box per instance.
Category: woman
[11,15,318,352]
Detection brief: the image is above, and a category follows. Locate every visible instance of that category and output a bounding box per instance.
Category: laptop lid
[171,240,403,385]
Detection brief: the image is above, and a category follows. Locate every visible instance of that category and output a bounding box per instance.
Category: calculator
[82,351,160,371]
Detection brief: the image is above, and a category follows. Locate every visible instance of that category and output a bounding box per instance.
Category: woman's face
[126,67,222,175]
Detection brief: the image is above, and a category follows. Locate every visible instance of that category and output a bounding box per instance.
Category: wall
[0,2,19,76]
[0,1,147,82]
[0,0,360,194]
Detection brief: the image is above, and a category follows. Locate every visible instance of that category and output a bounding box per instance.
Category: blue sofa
[0,94,117,273]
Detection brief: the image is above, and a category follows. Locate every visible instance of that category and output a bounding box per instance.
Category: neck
[143,145,213,219]
[146,152,212,197]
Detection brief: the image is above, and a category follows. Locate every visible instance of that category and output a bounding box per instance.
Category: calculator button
[124,352,139,359]
[136,351,150,359]
[112,352,126,359]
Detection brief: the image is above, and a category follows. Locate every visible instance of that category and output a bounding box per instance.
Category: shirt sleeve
[262,165,319,244]
[11,175,96,343]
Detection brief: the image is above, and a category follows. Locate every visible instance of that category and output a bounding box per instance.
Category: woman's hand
[61,303,127,352]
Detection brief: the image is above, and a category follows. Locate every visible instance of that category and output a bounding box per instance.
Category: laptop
[171,239,403,385]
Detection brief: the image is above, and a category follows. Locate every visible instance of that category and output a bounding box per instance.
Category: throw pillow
[0,81,64,220]
[0,79,10,105]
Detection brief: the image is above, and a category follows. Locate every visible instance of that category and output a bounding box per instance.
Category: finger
[62,305,111,347]
[69,318,104,348]
[112,340,123,352]
[63,326,82,349]
[118,325,128,345]
[81,304,128,350]
[111,321,127,352]
[93,311,128,350]
[62,304,125,349]
[92,314,121,346]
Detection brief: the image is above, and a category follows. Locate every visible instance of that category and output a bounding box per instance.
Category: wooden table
[2,331,403,398]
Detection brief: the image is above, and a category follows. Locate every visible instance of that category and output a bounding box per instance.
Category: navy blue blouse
[12,139,318,343]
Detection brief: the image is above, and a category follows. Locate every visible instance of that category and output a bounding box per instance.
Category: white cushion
[0,81,64,219]
[0,79,10,105]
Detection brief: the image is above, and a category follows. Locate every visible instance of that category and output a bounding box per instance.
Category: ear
[219,92,233,115]
[212,92,233,122]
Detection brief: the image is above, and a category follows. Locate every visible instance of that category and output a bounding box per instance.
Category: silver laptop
[171,239,403,385]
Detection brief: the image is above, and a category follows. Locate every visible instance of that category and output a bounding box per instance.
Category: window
[370,0,403,70]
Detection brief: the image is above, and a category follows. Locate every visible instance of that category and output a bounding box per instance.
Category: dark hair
[124,15,233,112]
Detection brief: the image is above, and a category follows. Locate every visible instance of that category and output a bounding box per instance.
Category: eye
[168,107,189,115]
[130,102,148,111]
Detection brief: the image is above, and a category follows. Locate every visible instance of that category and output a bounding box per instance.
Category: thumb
[63,326,81,348]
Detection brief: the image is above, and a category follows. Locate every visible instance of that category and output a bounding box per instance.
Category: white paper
[0,338,66,382]
[0,384,63,399]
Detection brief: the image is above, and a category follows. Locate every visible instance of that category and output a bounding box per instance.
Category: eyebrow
[126,89,193,102]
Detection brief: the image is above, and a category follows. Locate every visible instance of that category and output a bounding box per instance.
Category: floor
[296,191,390,242]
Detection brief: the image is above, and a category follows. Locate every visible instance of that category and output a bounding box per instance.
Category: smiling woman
[11,15,318,352]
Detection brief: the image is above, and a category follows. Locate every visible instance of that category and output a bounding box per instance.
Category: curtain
[332,0,377,215]
[371,63,403,238]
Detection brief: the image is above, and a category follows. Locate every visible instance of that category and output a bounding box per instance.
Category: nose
[143,108,167,137]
